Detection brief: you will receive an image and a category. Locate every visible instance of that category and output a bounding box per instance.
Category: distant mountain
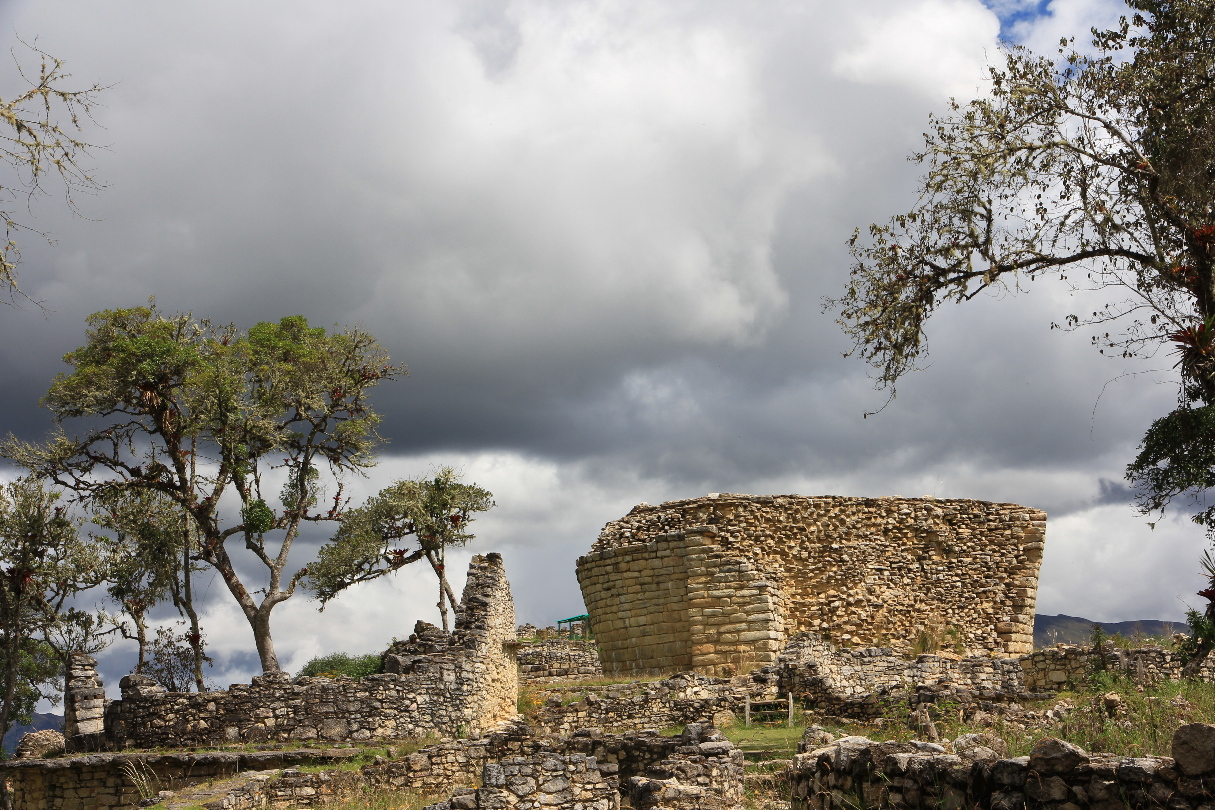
[2,712,62,755]
[1034,613,1186,648]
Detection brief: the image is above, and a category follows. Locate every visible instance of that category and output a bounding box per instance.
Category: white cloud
[832,0,1000,99]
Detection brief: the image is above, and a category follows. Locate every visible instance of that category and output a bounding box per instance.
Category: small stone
[1029,738,1088,775]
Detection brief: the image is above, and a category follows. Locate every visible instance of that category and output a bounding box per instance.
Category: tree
[0,478,109,748]
[834,0,1215,668]
[3,304,402,672]
[308,467,494,630]
[91,489,210,686]
[144,623,213,692]
[0,41,104,305]
[835,0,1215,398]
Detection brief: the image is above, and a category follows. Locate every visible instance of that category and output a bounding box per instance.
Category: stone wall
[789,726,1215,810]
[517,640,603,680]
[425,754,620,810]
[1021,643,1215,690]
[422,723,743,810]
[0,749,360,810]
[63,653,106,753]
[525,672,764,737]
[776,635,1215,720]
[3,722,746,810]
[105,553,517,748]
[577,494,1045,674]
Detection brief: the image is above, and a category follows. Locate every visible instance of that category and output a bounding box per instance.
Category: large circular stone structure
[576,493,1046,676]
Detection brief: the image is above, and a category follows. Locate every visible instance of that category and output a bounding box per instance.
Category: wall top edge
[620,493,1047,517]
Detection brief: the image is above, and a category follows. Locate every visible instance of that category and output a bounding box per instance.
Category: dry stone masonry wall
[104,553,516,748]
[789,726,1215,810]
[578,494,1046,674]
[516,640,603,681]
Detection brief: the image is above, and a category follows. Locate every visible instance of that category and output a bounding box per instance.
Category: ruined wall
[789,727,1215,810]
[577,494,1045,673]
[2,723,746,810]
[105,554,516,748]
[0,749,357,810]
[516,639,603,680]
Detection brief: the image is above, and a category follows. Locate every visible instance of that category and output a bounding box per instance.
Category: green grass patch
[296,652,383,679]
[723,724,805,758]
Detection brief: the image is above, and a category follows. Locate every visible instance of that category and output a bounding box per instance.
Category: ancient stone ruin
[577,493,1046,674]
[93,553,517,749]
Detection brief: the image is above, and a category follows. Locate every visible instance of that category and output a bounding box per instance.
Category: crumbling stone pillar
[63,653,107,752]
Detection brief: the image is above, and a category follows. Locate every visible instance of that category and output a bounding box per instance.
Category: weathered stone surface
[1029,737,1089,775]
[1174,724,1215,776]
[578,494,1046,674]
[15,729,65,759]
[106,554,518,747]
[788,738,1192,810]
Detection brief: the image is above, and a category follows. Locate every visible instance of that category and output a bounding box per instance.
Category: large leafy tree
[308,467,494,631]
[836,0,1215,396]
[0,478,108,748]
[4,304,401,672]
[834,1,1215,655]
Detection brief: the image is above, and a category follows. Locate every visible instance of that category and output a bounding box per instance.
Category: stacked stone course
[102,553,516,748]
[0,749,362,810]
[776,634,1215,719]
[578,494,1046,675]
[516,640,603,680]
[789,726,1215,810]
[63,653,106,753]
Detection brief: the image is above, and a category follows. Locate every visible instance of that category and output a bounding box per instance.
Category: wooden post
[787,693,794,727]
[745,694,751,728]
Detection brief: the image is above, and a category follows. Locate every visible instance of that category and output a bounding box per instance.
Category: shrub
[296,652,382,679]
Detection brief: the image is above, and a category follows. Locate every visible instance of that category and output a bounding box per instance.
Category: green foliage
[296,652,382,679]
[1127,404,1215,531]
[145,624,213,692]
[1090,623,1111,674]
[1177,608,1215,665]
[835,1,1215,401]
[307,467,494,606]
[1,303,403,672]
[0,478,112,744]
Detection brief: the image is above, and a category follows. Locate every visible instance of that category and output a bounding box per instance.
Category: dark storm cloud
[0,0,1184,692]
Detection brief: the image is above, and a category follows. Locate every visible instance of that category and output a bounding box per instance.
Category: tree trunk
[132,608,148,674]
[252,607,280,673]
[181,530,205,691]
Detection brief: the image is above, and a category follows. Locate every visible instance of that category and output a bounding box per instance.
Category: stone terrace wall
[578,494,1046,674]
[789,727,1215,810]
[776,634,1030,718]
[777,635,1215,720]
[106,553,516,748]
[525,672,764,737]
[517,640,603,680]
[1022,643,1215,690]
[1,749,361,810]
[426,754,620,810]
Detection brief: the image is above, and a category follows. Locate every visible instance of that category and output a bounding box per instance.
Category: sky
[0,0,1199,693]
